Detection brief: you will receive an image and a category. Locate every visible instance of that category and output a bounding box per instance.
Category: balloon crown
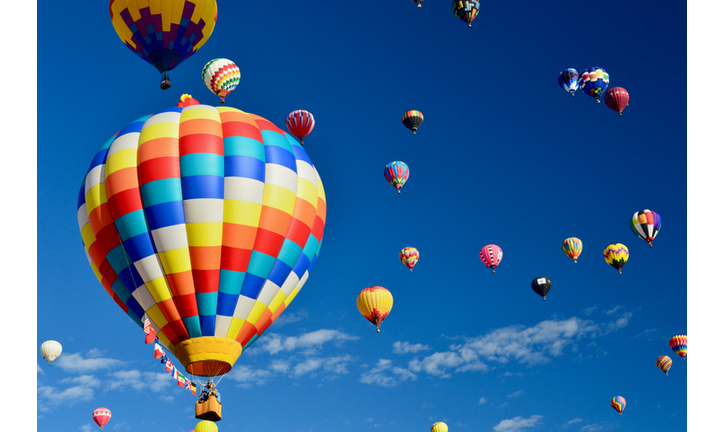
[178,94,200,107]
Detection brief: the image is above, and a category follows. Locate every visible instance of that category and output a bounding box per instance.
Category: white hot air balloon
[40,340,62,366]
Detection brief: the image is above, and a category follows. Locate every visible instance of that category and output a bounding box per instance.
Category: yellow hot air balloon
[357,286,393,333]
[603,243,629,274]
[195,420,218,432]
[431,421,448,432]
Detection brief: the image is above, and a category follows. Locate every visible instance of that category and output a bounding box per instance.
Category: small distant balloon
[412,0,423,7]
[195,420,218,432]
[656,355,672,375]
[579,67,609,103]
[669,335,687,360]
[286,110,315,145]
[202,58,240,103]
[431,422,449,432]
[40,340,62,366]
[400,247,420,272]
[561,237,583,263]
[558,69,579,96]
[357,286,393,333]
[611,396,626,415]
[630,209,661,247]
[93,407,112,431]
[603,243,629,274]
[402,110,424,134]
[531,277,552,300]
[605,87,629,115]
[479,244,503,273]
[452,0,480,27]
[384,161,410,193]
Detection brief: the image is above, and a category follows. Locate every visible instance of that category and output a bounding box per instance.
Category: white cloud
[566,418,583,425]
[579,424,605,431]
[105,370,174,393]
[479,397,487,405]
[507,390,523,398]
[260,329,358,355]
[493,415,543,432]
[37,383,95,407]
[360,359,414,387]
[604,305,620,315]
[273,310,308,327]
[54,351,124,374]
[80,425,92,432]
[226,364,272,387]
[393,341,431,354]
[291,355,355,377]
[604,312,632,334]
[60,374,101,388]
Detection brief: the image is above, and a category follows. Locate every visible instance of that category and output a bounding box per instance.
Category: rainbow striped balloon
[78,96,326,377]
[202,58,241,103]
[669,334,687,360]
[611,396,626,415]
[561,237,583,263]
[656,355,672,375]
[384,161,410,193]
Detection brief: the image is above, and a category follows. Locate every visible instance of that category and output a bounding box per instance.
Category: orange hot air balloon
[357,286,393,333]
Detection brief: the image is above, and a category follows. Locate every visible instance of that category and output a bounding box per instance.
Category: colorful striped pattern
[402,110,424,134]
[202,58,241,103]
[603,243,628,274]
[561,237,582,263]
[630,209,660,247]
[558,68,579,95]
[452,0,480,27]
[611,396,626,415]
[110,0,217,73]
[78,101,326,359]
[399,247,420,272]
[479,244,503,273]
[285,110,315,144]
[656,355,672,375]
[383,161,409,193]
[669,334,687,360]
[578,67,610,102]
[357,286,393,333]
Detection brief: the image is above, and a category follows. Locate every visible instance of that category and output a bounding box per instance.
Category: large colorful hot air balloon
[40,340,63,366]
[202,58,241,103]
[402,110,424,135]
[531,277,552,300]
[195,420,218,432]
[78,95,326,378]
[558,69,579,96]
[357,286,393,333]
[286,110,315,145]
[605,87,630,115]
[578,67,609,103]
[479,244,502,273]
[400,247,420,272]
[93,407,112,430]
[630,209,661,247]
[384,161,410,193]
[669,335,687,360]
[452,0,480,27]
[561,237,582,263]
[611,396,626,415]
[656,355,672,375]
[603,243,629,274]
[109,0,218,90]
[431,422,448,432]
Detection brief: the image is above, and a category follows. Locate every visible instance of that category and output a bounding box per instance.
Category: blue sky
[13,1,719,431]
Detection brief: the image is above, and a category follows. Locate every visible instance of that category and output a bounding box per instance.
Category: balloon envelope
[669,334,687,360]
[578,67,609,102]
[630,209,661,247]
[357,286,393,333]
[603,243,629,274]
[605,87,629,115]
[531,277,552,300]
[558,68,579,95]
[611,396,626,415]
[452,0,480,27]
[431,422,449,432]
[561,237,582,263]
[479,244,503,273]
[93,407,112,430]
[656,355,672,375]
[40,340,63,366]
[78,96,326,377]
[400,247,420,272]
[402,110,424,134]
[384,161,410,193]
[286,110,315,144]
[202,58,241,103]
[195,420,218,432]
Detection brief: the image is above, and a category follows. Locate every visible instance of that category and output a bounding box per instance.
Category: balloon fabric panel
[669,334,687,359]
[78,101,326,371]
[630,209,660,246]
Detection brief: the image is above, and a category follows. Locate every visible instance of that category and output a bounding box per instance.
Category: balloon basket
[196,394,222,422]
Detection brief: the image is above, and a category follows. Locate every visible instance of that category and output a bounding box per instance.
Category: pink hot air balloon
[286,110,315,144]
[479,244,503,273]
[93,407,112,430]
[604,87,629,115]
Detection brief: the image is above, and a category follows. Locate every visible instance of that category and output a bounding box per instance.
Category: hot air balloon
[78,95,326,378]
[40,340,62,366]
[452,0,480,27]
[611,396,626,415]
[93,407,112,430]
[630,209,661,247]
[603,243,629,274]
[561,237,582,263]
[384,161,410,193]
[178,94,200,107]
[195,420,218,432]
[431,422,448,432]
[400,247,420,272]
[605,87,629,115]
[669,335,687,360]
[412,0,423,7]
[402,110,424,135]
[202,58,241,103]
[286,110,315,145]
[531,277,552,300]
[357,286,393,333]
[558,69,579,96]
[109,0,218,90]
[656,355,672,375]
[479,244,503,273]
[578,67,609,103]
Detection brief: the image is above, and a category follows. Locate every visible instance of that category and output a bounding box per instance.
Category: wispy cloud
[37,380,97,408]
[579,423,605,431]
[566,417,583,425]
[360,359,417,387]
[53,350,124,374]
[493,415,543,432]
[393,341,431,354]
[273,310,308,327]
[260,329,358,355]
[105,370,174,393]
[604,306,620,315]
[507,390,523,398]
[226,364,273,387]
[291,355,355,377]
[479,397,487,405]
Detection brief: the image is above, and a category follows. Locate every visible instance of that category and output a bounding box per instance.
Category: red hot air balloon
[286,110,315,144]
[605,87,629,115]
[93,407,112,430]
